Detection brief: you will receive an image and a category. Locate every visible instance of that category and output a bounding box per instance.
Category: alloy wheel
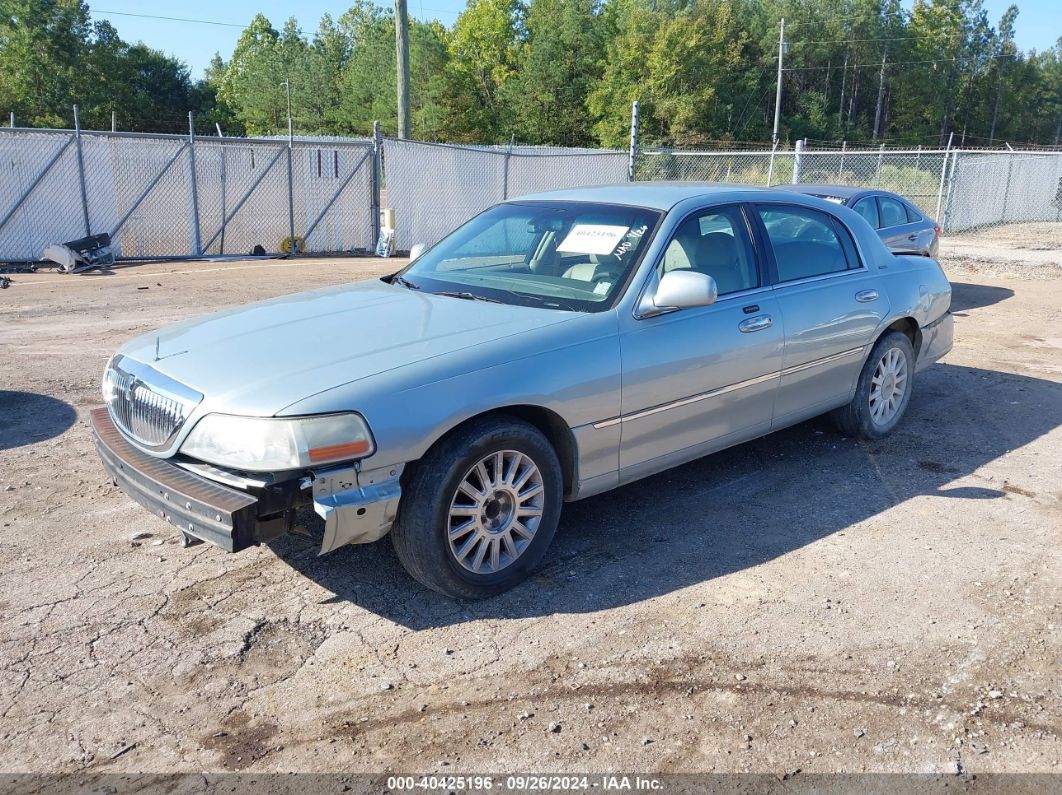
[869,347,909,426]
[446,450,545,575]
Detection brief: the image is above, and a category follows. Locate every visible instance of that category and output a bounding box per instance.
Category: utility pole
[989,71,1002,145]
[837,52,848,130]
[394,0,411,139]
[873,50,887,141]
[772,18,785,144]
[281,79,293,144]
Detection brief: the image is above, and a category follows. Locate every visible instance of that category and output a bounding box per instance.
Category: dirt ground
[0,226,1060,778]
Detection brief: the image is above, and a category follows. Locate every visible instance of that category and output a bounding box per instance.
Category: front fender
[281,312,623,488]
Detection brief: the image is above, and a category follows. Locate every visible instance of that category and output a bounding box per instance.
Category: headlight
[180,413,375,472]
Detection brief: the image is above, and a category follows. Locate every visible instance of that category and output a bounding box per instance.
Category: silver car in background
[92,184,952,598]
[776,184,941,257]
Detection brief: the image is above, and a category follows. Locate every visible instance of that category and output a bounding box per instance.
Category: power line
[783,53,1017,71]
[784,10,906,29]
[91,3,460,30]
[792,35,946,46]
[92,10,246,28]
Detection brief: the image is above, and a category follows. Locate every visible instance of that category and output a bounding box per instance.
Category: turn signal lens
[308,439,372,463]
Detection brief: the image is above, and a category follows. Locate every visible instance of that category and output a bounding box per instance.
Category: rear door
[850,195,880,231]
[876,194,923,254]
[752,203,889,428]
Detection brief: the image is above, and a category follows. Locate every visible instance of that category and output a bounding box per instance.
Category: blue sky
[90,0,1060,79]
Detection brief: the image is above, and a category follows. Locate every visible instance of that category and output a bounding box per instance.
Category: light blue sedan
[92,184,953,598]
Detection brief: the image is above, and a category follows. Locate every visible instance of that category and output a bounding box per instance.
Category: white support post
[934,132,954,222]
[791,138,805,184]
[73,105,91,236]
[187,111,202,256]
[627,100,640,182]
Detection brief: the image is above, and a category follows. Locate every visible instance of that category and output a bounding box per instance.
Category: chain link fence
[0,128,375,262]
[381,138,629,249]
[3,124,1061,263]
[637,144,1062,232]
[944,151,1062,232]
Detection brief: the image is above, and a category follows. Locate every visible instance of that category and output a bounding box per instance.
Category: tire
[391,416,563,599]
[831,331,915,440]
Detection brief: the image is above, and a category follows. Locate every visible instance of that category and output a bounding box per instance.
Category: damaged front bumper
[312,464,403,553]
[90,407,402,553]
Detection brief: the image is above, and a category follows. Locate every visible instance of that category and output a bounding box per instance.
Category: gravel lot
[1,228,1060,777]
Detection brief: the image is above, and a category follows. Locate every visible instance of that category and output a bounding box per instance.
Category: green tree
[443,0,522,141]
[0,0,91,127]
[503,0,604,145]
[216,14,286,135]
[590,0,758,147]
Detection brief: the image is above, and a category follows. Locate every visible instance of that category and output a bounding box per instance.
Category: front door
[617,204,783,478]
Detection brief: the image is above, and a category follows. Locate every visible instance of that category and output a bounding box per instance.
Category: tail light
[934,224,941,237]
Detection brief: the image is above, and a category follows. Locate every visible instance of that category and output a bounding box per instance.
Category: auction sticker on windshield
[556,224,629,255]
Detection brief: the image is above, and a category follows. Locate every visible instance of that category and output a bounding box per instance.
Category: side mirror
[653,270,718,311]
[408,242,428,261]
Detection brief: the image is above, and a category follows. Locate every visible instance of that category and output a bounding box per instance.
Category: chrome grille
[103,355,202,449]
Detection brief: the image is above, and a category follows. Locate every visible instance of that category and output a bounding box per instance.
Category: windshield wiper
[393,274,420,290]
[494,288,581,312]
[432,290,504,303]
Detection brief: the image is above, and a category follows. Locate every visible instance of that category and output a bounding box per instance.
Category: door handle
[855,289,879,303]
[739,315,773,333]
[907,234,917,240]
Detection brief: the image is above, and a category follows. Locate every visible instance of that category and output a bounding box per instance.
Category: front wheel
[831,331,915,440]
[391,416,563,599]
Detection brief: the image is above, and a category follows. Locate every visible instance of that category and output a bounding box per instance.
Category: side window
[756,205,851,281]
[659,206,758,295]
[904,202,923,223]
[878,196,909,228]
[852,197,879,229]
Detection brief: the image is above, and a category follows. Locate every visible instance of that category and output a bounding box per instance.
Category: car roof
[511,182,793,211]
[774,184,921,204]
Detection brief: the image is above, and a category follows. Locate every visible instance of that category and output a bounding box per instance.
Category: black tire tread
[391,415,562,599]
[831,331,915,440]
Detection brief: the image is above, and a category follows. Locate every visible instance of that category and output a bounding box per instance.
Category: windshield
[394,201,661,312]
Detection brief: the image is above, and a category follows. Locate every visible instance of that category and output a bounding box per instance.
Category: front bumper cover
[91,406,403,554]
[91,407,297,551]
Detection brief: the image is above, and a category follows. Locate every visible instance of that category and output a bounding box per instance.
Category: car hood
[118,279,577,416]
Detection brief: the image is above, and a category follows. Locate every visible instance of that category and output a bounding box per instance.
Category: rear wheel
[391,416,563,599]
[831,331,915,439]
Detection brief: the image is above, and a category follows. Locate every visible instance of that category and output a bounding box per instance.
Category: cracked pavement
[0,238,1059,775]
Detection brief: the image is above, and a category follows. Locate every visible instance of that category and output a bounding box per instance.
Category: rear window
[878,196,909,228]
[851,197,880,229]
[757,205,856,281]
